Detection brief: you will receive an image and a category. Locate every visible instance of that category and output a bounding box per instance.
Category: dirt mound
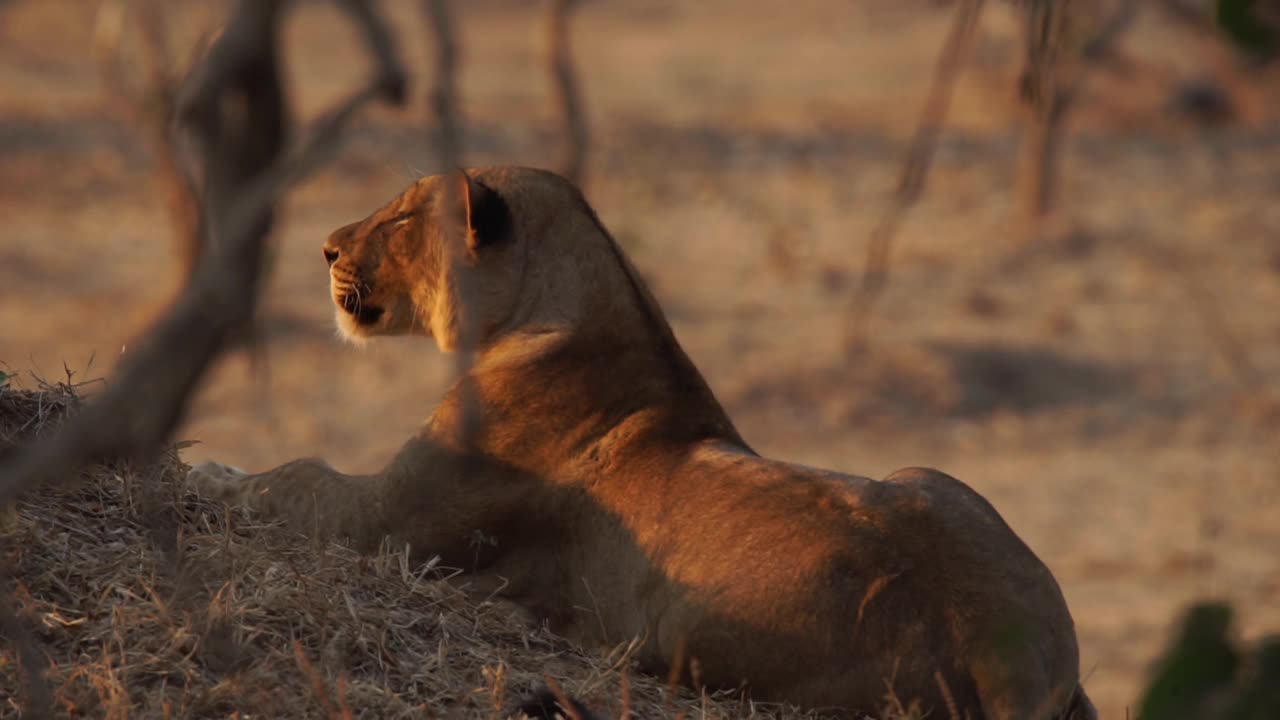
[0,381,839,719]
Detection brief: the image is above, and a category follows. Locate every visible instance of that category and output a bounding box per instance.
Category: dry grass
[0,381,869,719]
[0,374,87,454]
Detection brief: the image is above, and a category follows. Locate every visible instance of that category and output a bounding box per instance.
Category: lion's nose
[323,246,340,267]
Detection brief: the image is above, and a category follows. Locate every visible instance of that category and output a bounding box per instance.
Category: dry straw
[1,381,861,719]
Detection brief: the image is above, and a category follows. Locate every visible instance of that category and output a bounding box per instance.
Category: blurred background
[1,0,1278,716]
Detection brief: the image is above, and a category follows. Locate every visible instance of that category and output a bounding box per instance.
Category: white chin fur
[334,311,371,346]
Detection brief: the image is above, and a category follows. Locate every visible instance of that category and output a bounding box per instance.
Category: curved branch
[423,0,463,166]
[548,0,589,186]
[843,0,985,359]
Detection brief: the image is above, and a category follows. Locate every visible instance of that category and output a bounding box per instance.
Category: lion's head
[322,167,639,353]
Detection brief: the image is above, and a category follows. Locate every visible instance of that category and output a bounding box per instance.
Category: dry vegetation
[2,0,1279,718]
[2,381,842,719]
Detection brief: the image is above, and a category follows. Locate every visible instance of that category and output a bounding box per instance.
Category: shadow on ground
[733,340,1136,427]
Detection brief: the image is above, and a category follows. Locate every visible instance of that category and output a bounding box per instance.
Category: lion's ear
[451,168,512,254]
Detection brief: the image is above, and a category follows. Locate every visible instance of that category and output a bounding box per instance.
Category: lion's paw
[187,460,249,500]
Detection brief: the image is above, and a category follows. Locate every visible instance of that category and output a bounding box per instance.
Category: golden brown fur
[189,166,1095,719]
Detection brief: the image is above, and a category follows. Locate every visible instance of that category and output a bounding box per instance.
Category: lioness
[189,167,1095,719]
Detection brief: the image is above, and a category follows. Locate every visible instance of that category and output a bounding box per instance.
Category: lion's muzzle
[338,292,385,326]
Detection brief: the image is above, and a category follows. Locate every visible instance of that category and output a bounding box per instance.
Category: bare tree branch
[1016,0,1138,226]
[2,5,406,705]
[422,0,462,164]
[442,172,486,453]
[336,0,409,106]
[416,1,483,452]
[548,0,589,186]
[843,0,985,359]
[0,0,407,507]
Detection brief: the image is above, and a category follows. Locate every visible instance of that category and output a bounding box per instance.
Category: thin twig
[446,170,486,454]
[843,0,985,359]
[419,1,483,453]
[423,0,462,163]
[935,670,961,720]
[543,676,585,720]
[548,0,589,186]
[620,667,632,720]
[665,634,687,718]
[293,640,339,717]
[335,0,408,106]
[1016,0,1138,226]
[92,0,202,278]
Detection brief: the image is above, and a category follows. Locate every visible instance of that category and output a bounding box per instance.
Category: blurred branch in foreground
[0,0,406,711]
[548,0,589,187]
[0,0,404,504]
[423,0,463,165]
[419,0,484,453]
[843,0,985,360]
[0,0,406,556]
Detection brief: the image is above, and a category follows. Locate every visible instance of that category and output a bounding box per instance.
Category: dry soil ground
[2,1,1279,716]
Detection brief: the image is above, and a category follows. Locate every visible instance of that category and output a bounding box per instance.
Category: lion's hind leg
[187,458,390,552]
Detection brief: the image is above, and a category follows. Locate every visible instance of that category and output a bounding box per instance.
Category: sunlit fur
[191,167,1094,720]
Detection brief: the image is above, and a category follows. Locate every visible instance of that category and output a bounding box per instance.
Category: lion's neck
[430,215,750,474]
[431,323,750,476]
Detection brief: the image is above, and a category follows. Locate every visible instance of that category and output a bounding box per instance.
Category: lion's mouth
[338,294,385,326]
